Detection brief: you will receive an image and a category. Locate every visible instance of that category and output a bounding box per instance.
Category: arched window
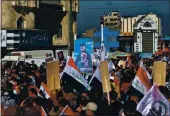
[143,21,152,27]
[17,16,25,29]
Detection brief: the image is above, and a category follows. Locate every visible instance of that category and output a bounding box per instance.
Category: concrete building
[103,11,121,30]
[118,36,134,52]
[133,15,159,53]
[93,27,119,52]
[1,0,78,53]
[120,13,162,36]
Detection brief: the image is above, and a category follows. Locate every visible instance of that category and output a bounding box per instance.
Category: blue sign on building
[93,27,119,52]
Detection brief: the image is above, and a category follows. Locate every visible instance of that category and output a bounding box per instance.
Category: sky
[77,0,170,35]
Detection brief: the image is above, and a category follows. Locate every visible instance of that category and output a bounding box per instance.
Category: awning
[109,51,131,57]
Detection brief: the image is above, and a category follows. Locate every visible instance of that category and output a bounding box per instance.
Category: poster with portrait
[74,38,93,73]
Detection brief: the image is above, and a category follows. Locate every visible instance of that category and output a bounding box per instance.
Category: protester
[1,51,170,116]
[82,102,98,115]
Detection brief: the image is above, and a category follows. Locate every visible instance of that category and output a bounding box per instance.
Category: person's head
[121,82,131,94]
[123,100,137,115]
[35,70,41,77]
[81,53,87,62]
[58,97,70,112]
[42,62,45,66]
[79,92,90,106]
[80,42,86,52]
[13,85,21,95]
[27,72,33,78]
[109,90,118,101]
[13,71,19,78]
[31,60,34,64]
[28,88,37,98]
[82,102,98,116]
[110,69,116,76]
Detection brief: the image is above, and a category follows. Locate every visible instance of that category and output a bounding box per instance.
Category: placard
[153,61,167,86]
[74,39,93,73]
[118,60,126,69]
[100,61,111,93]
[47,60,60,90]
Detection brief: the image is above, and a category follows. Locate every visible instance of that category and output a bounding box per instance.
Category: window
[110,19,114,21]
[18,0,28,6]
[143,21,152,27]
[105,23,108,26]
[56,24,62,38]
[17,16,25,29]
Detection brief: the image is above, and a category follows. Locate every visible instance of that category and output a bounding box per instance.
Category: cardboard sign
[1,105,16,116]
[46,57,54,64]
[153,61,167,86]
[100,61,111,93]
[118,60,126,69]
[47,60,60,90]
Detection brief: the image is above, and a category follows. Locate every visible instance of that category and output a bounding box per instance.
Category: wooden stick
[105,76,110,106]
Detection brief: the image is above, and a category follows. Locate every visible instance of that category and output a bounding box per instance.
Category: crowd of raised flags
[1,50,170,115]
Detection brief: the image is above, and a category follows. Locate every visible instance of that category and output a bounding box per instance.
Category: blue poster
[74,38,93,73]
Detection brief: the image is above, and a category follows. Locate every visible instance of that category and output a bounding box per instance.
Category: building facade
[133,15,159,53]
[121,13,162,36]
[93,27,119,52]
[118,36,134,52]
[1,0,78,55]
[102,11,121,30]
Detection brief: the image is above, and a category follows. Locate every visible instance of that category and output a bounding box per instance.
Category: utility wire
[79,2,168,10]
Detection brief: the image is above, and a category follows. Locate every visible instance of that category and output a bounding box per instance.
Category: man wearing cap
[82,102,98,116]
[75,42,92,70]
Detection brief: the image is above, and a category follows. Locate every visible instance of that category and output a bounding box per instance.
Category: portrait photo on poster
[74,39,93,73]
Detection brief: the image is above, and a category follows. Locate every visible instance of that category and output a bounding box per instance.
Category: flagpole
[101,24,105,61]
[59,105,68,116]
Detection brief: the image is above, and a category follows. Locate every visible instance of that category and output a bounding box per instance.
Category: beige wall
[2,1,18,29]
[61,0,79,12]
[53,12,69,45]
[53,12,77,46]
[2,1,35,29]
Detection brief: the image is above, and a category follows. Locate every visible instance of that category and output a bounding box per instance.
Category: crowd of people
[1,52,170,116]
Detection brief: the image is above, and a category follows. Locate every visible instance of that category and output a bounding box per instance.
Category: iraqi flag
[137,84,170,116]
[108,60,115,71]
[132,62,152,95]
[88,66,103,94]
[61,57,91,93]
[39,82,51,99]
